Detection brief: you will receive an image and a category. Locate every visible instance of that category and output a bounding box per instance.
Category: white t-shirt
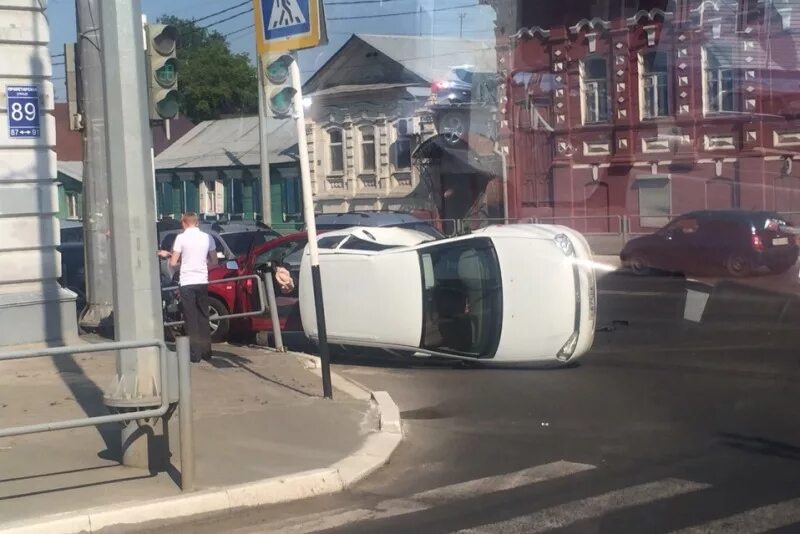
[172,227,215,286]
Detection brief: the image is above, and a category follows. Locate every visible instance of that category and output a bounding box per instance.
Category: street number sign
[253,0,327,55]
[7,86,41,139]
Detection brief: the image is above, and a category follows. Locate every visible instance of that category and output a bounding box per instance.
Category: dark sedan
[621,210,799,277]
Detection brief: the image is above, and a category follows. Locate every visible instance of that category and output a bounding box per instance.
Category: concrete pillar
[0,0,77,346]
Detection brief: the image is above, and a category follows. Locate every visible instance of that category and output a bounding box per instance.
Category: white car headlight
[556,331,579,361]
[554,234,575,256]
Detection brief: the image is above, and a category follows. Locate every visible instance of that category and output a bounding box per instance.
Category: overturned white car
[299,224,597,366]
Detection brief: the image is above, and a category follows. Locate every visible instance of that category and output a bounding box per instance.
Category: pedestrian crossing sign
[254,0,327,55]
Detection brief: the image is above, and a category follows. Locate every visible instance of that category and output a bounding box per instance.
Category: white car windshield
[418,238,503,357]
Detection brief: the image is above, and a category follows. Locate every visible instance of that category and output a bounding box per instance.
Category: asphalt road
[133,270,800,534]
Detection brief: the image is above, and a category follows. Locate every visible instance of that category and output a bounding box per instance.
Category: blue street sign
[7,86,41,139]
[253,0,325,54]
[261,0,311,40]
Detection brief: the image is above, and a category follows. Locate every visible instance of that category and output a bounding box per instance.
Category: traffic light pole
[100,0,165,469]
[76,0,114,332]
[256,59,272,226]
[289,60,332,399]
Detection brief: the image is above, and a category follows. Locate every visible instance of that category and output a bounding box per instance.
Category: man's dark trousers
[180,284,211,362]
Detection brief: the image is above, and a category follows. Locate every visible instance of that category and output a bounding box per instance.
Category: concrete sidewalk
[0,340,401,533]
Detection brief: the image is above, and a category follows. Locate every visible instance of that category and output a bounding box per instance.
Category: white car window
[418,238,503,357]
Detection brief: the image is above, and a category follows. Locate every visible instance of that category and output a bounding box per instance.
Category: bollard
[176,337,195,492]
[264,263,286,352]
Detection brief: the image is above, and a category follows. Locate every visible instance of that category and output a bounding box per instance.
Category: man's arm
[169,234,182,267]
[207,236,218,267]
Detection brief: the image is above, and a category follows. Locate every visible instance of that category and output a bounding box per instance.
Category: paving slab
[0,341,379,527]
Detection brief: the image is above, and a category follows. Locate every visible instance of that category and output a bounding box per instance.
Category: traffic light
[145,24,179,120]
[263,54,297,118]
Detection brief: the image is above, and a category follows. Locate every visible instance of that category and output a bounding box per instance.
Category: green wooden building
[154,116,302,231]
[56,161,84,221]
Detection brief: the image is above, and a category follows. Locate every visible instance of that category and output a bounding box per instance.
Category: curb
[0,356,402,534]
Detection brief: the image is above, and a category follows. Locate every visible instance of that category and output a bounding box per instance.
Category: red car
[206,231,308,342]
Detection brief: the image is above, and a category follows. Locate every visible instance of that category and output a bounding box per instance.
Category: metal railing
[162,274,268,327]
[162,272,285,351]
[0,338,195,491]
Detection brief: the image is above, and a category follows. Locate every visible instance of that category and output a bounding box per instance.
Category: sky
[47,0,497,101]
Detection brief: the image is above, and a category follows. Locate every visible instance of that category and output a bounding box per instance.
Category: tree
[157,16,258,123]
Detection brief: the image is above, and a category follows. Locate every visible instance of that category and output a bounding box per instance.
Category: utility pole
[257,58,272,225]
[76,0,114,332]
[459,13,466,38]
[100,0,165,470]
[290,59,333,399]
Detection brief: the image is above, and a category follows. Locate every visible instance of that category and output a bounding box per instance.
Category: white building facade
[0,0,76,346]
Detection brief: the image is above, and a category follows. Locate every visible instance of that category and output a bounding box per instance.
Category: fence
[0,338,196,491]
[433,211,800,256]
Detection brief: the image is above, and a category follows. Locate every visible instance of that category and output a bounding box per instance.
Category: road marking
[410,460,595,504]
[671,496,800,534]
[456,478,710,534]
[240,461,595,533]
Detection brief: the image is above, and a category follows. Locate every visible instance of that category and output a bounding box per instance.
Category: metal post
[76,0,114,331]
[100,0,165,468]
[176,337,194,492]
[257,59,273,226]
[264,266,285,352]
[290,60,332,399]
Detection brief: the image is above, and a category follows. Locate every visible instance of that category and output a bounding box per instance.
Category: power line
[52,61,65,67]
[52,52,65,58]
[224,24,254,38]
[326,0,423,5]
[300,44,495,73]
[327,3,479,21]
[194,0,251,23]
[200,7,253,29]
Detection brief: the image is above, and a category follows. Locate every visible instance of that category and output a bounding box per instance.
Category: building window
[360,126,376,172]
[704,46,736,113]
[66,192,80,219]
[282,176,302,221]
[636,175,672,228]
[738,0,759,31]
[581,57,609,124]
[329,129,344,173]
[205,180,217,213]
[393,119,412,169]
[227,178,244,215]
[641,51,669,118]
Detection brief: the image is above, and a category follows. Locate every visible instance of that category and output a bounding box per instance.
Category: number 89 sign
[7,86,41,139]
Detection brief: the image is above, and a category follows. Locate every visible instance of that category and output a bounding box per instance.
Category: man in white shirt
[158,213,218,362]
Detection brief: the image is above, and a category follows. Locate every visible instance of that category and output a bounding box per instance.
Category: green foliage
[157,15,258,122]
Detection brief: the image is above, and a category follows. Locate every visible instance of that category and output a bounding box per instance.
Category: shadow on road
[719,432,800,461]
[209,348,316,398]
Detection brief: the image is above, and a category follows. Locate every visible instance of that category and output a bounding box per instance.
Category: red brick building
[483,0,800,236]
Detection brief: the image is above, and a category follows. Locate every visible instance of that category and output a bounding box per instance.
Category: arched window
[703,46,736,114]
[360,126,376,172]
[329,129,344,173]
[641,50,669,118]
[581,56,609,123]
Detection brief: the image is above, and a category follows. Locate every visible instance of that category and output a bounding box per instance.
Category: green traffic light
[155,58,178,88]
[265,55,294,84]
[156,90,179,119]
[269,87,297,116]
